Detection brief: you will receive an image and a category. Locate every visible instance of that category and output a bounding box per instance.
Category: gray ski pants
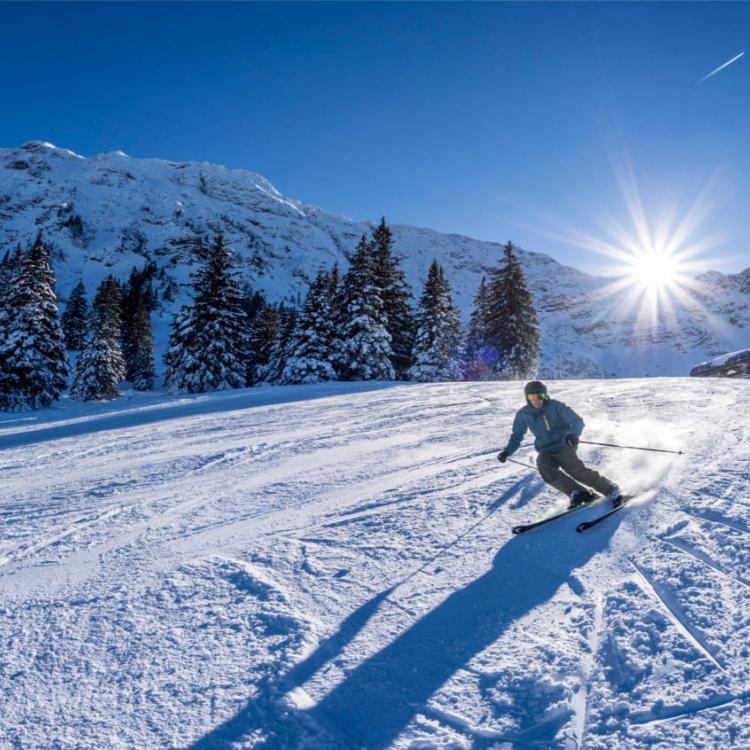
[536,445,617,497]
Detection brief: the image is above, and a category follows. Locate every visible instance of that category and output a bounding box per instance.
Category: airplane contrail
[699,51,745,83]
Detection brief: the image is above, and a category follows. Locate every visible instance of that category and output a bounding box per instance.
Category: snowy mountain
[2,141,749,377]
[1,378,748,748]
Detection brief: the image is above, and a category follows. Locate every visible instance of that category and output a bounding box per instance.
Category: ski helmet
[524,380,548,403]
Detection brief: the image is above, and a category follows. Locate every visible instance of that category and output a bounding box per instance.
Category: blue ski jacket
[503,398,584,456]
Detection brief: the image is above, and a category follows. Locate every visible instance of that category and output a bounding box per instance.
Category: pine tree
[371,218,415,378]
[324,262,344,376]
[70,276,126,401]
[280,271,337,384]
[0,236,68,410]
[325,262,342,325]
[336,235,394,381]
[462,275,494,381]
[262,305,297,384]
[326,263,347,378]
[121,263,157,380]
[164,234,247,393]
[407,260,463,382]
[61,281,89,351]
[130,305,155,390]
[246,302,278,385]
[91,276,125,356]
[241,284,266,326]
[163,306,192,391]
[485,241,540,379]
[0,246,23,356]
[121,262,157,317]
[0,245,24,306]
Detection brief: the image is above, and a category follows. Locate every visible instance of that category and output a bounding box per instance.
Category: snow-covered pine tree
[91,276,125,353]
[130,305,155,390]
[239,284,267,383]
[120,264,157,389]
[326,262,348,375]
[245,297,278,385]
[280,270,337,384]
[462,275,494,381]
[336,234,395,381]
[262,304,297,384]
[0,235,68,410]
[70,275,126,401]
[0,244,24,305]
[325,262,342,323]
[164,234,247,393]
[163,306,192,391]
[241,284,266,325]
[371,218,415,378]
[407,260,463,382]
[61,281,89,351]
[485,241,540,379]
[121,263,157,381]
[325,262,347,378]
[0,245,23,350]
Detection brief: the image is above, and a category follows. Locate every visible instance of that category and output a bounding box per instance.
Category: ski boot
[606,486,624,509]
[567,489,595,510]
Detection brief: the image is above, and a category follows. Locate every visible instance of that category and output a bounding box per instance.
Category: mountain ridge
[2,141,748,377]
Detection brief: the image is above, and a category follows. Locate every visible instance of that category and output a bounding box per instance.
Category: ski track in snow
[1,379,750,749]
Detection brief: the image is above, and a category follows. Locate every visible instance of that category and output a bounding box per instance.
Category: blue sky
[1,2,748,275]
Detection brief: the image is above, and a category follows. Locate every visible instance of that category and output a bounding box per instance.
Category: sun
[626,246,682,292]
[553,164,728,329]
[523,155,730,332]
[589,216,720,333]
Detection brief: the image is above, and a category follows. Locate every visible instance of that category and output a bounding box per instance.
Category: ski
[575,495,634,533]
[511,497,598,535]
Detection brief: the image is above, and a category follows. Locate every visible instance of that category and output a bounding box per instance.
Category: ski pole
[504,456,538,471]
[578,439,683,455]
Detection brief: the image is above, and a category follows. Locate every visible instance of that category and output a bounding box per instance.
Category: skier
[497,381,623,509]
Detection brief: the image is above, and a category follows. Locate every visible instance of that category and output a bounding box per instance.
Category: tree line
[0,220,540,410]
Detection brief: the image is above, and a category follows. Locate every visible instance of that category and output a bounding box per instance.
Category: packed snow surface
[1,378,749,749]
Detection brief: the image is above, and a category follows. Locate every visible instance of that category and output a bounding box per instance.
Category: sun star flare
[626,247,683,292]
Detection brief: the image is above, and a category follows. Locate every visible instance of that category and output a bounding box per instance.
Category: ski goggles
[526,393,546,401]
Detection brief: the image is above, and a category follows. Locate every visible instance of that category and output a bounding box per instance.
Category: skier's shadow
[306,509,624,749]
[186,476,541,749]
[187,495,623,749]
[185,587,397,750]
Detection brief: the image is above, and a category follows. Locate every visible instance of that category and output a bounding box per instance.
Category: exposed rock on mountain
[2,141,748,377]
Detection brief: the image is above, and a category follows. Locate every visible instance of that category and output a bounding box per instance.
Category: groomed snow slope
[1,379,749,749]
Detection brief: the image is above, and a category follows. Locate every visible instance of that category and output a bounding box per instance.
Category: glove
[497,451,509,463]
[565,434,579,447]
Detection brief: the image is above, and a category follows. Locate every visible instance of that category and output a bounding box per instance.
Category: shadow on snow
[187,482,624,749]
[0,381,406,452]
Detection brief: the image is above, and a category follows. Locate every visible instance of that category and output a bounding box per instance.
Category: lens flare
[522,163,729,334]
[499,142,735,344]
[626,246,683,292]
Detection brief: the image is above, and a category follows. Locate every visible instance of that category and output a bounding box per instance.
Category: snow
[1,142,749,378]
[1,377,749,748]
[701,347,749,368]
[21,140,58,150]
